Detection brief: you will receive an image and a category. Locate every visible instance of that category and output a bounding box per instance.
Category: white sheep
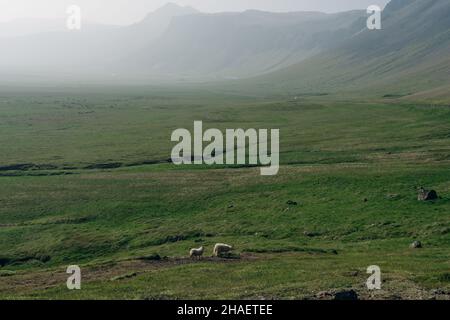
[189,246,204,259]
[213,243,233,257]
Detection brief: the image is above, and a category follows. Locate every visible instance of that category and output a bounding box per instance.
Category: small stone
[410,241,422,249]
[334,289,359,300]
[316,291,333,299]
[417,188,438,201]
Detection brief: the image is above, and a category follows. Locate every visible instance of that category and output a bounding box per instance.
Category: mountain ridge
[0,0,449,100]
[235,0,450,97]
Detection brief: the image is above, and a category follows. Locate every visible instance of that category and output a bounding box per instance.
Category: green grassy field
[0,90,449,299]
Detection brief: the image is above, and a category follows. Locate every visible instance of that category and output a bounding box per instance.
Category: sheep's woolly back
[213,243,233,256]
[190,246,204,257]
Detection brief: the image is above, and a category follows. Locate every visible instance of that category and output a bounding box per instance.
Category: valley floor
[0,91,449,299]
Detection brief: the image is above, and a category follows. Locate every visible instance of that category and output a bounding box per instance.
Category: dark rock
[316,291,333,299]
[417,188,438,201]
[286,200,298,206]
[431,289,446,295]
[410,241,422,249]
[334,289,359,300]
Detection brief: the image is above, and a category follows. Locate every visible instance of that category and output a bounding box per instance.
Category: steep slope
[243,0,450,96]
[123,10,366,79]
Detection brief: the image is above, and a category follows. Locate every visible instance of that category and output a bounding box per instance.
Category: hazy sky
[0,0,390,24]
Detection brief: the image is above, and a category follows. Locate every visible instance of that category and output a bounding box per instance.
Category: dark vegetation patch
[243,247,337,255]
[0,254,51,267]
[84,162,123,170]
[0,171,75,177]
[438,273,450,282]
[31,216,95,226]
[1,216,93,228]
[217,252,241,260]
[0,270,16,277]
[0,158,173,175]
[383,93,411,98]
[295,93,329,97]
[147,232,215,247]
[137,254,163,261]
[111,272,138,281]
[0,163,58,171]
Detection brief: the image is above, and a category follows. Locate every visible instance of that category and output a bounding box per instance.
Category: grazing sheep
[189,246,204,259]
[213,243,233,257]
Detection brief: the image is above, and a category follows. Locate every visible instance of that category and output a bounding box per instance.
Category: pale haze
[0,0,390,25]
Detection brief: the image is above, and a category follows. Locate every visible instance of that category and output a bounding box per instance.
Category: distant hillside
[0,4,365,81]
[240,0,450,97]
[1,0,449,100]
[0,3,198,76]
[121,10,365,79]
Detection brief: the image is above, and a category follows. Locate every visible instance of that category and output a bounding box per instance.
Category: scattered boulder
[334,289,359,300]
[417,187,438,201]
[286,200,298,206]
[303,231,320,237]
[316,291,333,299]
[410,241,422,249]
[431,289,447,295]
[316,289,358,300]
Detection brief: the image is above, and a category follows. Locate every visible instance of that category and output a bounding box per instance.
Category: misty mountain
[0,3,198,76]
[1,0,449,98]
[121,9,366,79]
[244,0,450,96]
[0,3,365,81]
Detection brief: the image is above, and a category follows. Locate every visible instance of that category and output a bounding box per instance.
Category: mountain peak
[138,2,198,26]
[153,2,198,16]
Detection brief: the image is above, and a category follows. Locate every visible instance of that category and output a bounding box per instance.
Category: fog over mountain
[0,3,198,80]
[120,9,366,79]
[0,3,365,81]
[0,0,391,25]
[0,0,449,97]
[244,0,450,95]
